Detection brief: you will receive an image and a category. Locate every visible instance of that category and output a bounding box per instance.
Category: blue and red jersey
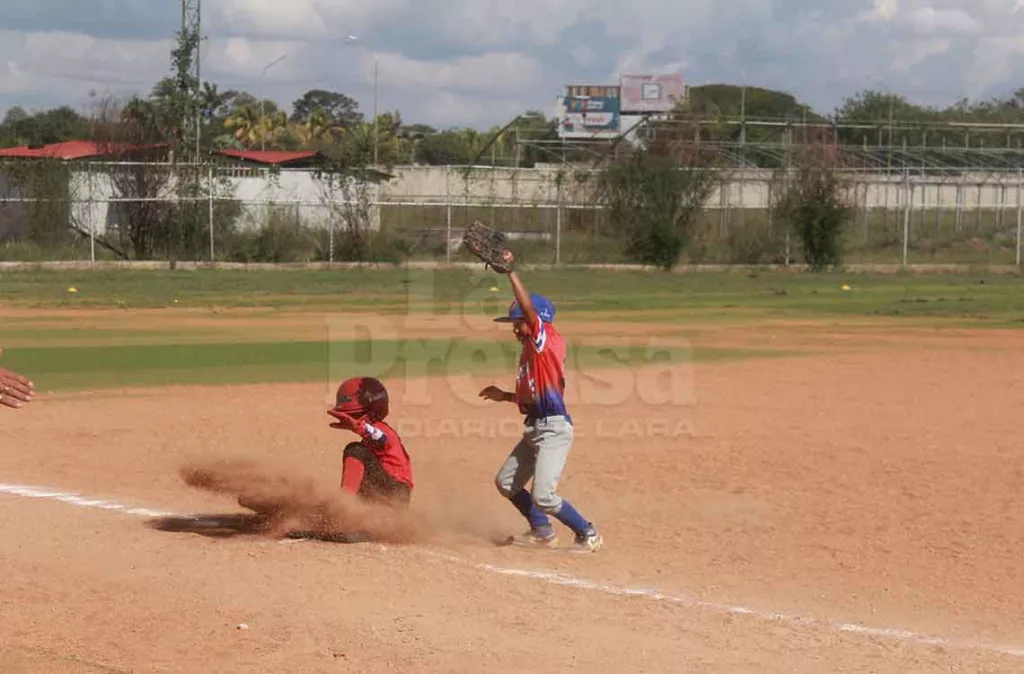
[514,314,570,422]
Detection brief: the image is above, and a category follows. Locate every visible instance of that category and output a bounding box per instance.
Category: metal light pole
[373,53,379,167]
[260,54,287,151]
[347,35,379,166]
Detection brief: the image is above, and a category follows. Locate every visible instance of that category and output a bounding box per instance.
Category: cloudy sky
[1,0,1022,130]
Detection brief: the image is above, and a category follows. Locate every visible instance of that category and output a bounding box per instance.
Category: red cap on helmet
[332,377,389,421]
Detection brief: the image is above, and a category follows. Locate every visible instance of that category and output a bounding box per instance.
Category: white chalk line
[0,483,178,519]
[2,482,1023,660]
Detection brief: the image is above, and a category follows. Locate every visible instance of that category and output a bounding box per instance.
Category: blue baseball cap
[494,293,555,323]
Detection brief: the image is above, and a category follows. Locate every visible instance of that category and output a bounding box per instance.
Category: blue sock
[553,500,591,535]
[510,490,551,530]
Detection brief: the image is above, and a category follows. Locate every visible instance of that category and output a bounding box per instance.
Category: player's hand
[327,409,361,432]
[499,250,514,273]
[0,348,34,410]
[479,386,510,402]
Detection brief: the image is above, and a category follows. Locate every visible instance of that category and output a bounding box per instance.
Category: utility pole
[172,0,202,268]
[194,0,201,162]
[181,0,202,162]
[373,55,379,166]
[260,55,288,151]
[345,36,379,166]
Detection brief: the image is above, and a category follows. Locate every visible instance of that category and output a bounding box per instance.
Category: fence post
[445,165,452,264]
[555,177,562,265]
[862,178,869,245]
[1017,169,1022,268]
[902,171,911,267]
[955,180,963,232]
[784,168,791,266]
[89,162,95,264]
[208,164,215,262]
[88,163,96,265]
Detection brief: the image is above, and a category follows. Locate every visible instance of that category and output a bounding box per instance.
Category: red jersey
[355,419,414,488]
[514,314,570,421]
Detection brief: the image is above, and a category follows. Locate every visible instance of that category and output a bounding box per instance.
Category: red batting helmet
[333,376,389,421]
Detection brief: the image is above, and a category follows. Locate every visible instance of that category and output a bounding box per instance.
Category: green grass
[0,338,791,394]
[7,266,1017,396]
[569,275,1024,321]
[2,267,1024,323]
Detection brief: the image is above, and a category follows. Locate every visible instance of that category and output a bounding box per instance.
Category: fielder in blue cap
[478,250,603,552]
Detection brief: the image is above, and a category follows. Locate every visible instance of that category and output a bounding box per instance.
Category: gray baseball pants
[494,415,573,514]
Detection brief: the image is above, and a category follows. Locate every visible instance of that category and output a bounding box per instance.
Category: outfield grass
[0,337,794,394]
[1,267,1024,322]
[2,267,1021,394]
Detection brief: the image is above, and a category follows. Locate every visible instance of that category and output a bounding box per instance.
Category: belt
[524,414,572,426]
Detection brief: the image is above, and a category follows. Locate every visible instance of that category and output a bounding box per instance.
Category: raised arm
[501,250,538,328]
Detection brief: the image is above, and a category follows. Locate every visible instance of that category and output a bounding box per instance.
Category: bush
[726,222,784,265]
[222,206,317,262]
[329,229,413,264]
[597,154,719,270]
[773,151,854,271]
[594,108,722,270]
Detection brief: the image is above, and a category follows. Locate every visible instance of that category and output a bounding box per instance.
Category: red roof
[214,149,321,165]
[0,143,323,167]
[0,140,168,159]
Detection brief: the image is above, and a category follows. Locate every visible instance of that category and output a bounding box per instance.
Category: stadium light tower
[182,0,202,162]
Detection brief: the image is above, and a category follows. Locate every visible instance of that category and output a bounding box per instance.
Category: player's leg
[531,416,603,552]
[494,429,556,546]
[281,443,411,544]
[342,442,410,507]
[341,442,371,494]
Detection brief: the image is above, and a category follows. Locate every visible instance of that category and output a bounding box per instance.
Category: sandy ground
[2,319,1024,672]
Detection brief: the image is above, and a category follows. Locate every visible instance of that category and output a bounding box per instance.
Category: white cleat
[506,527,559,548]
[568,526,603,553]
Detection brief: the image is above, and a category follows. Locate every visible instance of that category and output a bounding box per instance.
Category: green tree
[415,130,471,164]
[290,89,362,128]
[224,106,262,147]
[773,145,855,271]
[597,109,722,270]
[0,106,90,147]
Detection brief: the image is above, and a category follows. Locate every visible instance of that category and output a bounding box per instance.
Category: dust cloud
[179,456,509,546]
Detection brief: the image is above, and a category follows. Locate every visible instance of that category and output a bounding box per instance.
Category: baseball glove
[462,221,514,273]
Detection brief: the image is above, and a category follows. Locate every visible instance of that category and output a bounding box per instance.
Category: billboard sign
[556,85,621,139]
[619,73,686,113]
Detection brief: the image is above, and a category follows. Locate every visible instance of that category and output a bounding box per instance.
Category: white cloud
[866,0,900,21]
[209,0,332,38]
[373,52,541,92]
[904,7,981,34]
[2,0,1024,128]
[891,37,953,72]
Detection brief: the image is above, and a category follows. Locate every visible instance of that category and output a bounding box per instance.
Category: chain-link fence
[1,159,1022,267]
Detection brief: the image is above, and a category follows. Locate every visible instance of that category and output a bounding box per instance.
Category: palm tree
[224,106,261,147]
[257,110,288,148]
[201,82,235,121]
[297,108,344,147]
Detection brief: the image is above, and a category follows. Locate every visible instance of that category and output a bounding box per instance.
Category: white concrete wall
[61,164,1024,236]
[66,168,381,235]
[380,166,1024,211]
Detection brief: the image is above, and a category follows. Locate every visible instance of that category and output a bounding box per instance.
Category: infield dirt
[2,318,1024,672]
